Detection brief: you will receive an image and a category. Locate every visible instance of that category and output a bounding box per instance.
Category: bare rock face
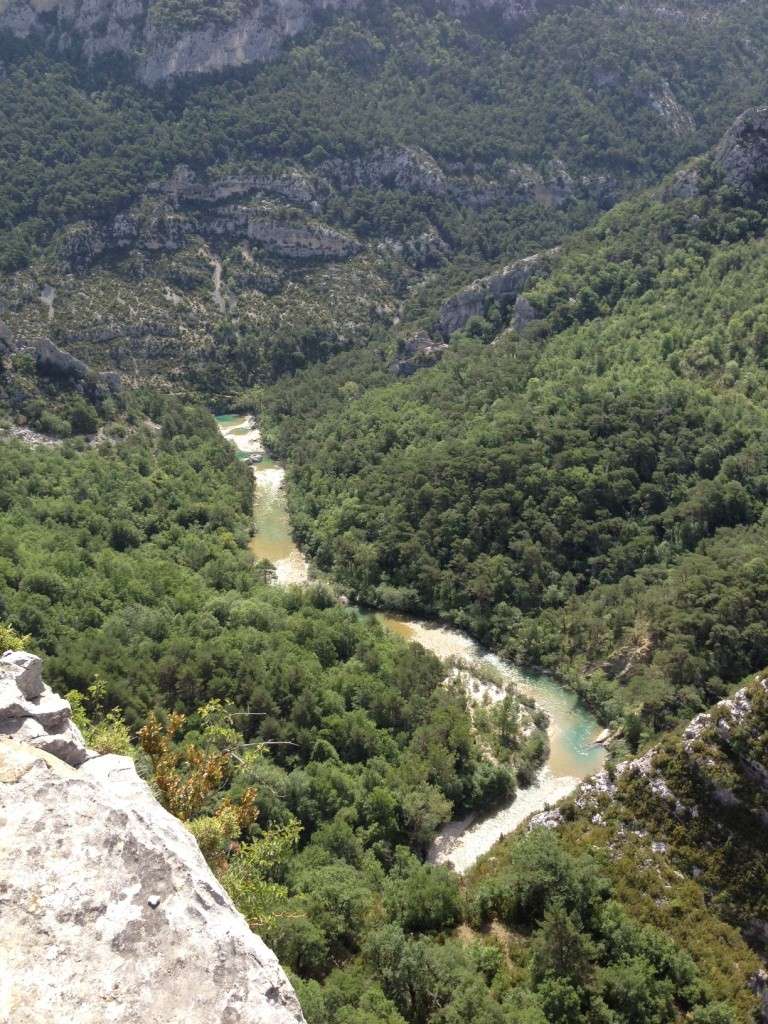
[436,249,553,337]
[35,337,122,394]
[0,0,547,84]
[0,651,306,1024]
[321,146,449,196]
[445,0,541,25]
[205,208,361,259]
[156,164,320,209]
[0,0,364,84]
[55,190,359,272]
[713,107,768,198]
[0,319,15,354]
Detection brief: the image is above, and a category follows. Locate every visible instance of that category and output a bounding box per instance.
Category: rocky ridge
[389,329,449,378]
[713,106,768,198]
[0,151,589,385]
[51,155,603,276]
[665,105,768,201]
[0,317,122,395]
[532,675,768,833]
[0,649,305,1024]
[56,193,360,274]
[528,674,768,1018]
[436,249,554,337]
[0,0,546,84]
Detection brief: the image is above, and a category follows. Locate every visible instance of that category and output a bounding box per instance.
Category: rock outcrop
[0,0,545,84]
[445,0,541,24]
[205,208,360,259]
[0,0,364,85]
[0,650,306,1024]
[0,650,88,765]
[389,330,449,377]
[155,164,320,209]
[0,319,14,354]
[436,250,553,337]
[322,146,449,196]
[713,106,768,199]
[36,337,122,393]
[668,105,768,203]
[552,675,768,829]
[56,193,359,272]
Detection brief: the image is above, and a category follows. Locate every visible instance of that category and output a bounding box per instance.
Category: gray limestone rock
[437,250,553,338]
[0,649,306,1024]
[0,742,306,1024]
[713,107,768,199]
[35,337,121,394]
[513,294,538,332]
[0,651,88,765]
[36,336,90,381]
[322,146,448,196]
[0,319,14,353]
[389,330,449,378]
[0,0,547,85]
[1,649,44,698]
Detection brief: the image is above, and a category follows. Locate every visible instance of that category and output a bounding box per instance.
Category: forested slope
[2,400,763,1024]
[263,110,768,744]
[3,3,768,1020]
[3,0,768,393]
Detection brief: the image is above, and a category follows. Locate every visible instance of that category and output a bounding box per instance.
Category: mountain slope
[261,108,768,740]
[3,0,768,400]
[460,672,768,1024]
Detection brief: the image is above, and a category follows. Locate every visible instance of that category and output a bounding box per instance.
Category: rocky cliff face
[0,0,363,84]
[664,105,768,202]
[436,249,554,337]
[54,187,359,273]
[0,650,306,1024]
[713,106,768,198]
[0,0,544,83]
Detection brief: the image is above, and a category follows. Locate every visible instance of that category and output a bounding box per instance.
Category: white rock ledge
[0,651,305,1024]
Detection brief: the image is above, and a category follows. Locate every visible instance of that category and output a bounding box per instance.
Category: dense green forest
[0,403,517,823]
[261,149,768,743]
[3,1,768,1020]
[1,403,760,1024]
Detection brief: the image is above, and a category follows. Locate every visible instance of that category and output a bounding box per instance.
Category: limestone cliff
[664,105,768,202]
[0,650,306,1024]
[713,106,768,198]
[0,0,545,83]
[436,249,554,337]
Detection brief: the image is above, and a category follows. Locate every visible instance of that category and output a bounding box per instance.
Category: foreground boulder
[0,651,305,1024]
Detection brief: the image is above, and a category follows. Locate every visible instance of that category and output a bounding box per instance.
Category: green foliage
[3,5,768,1020]
[465,830,608,930]
[263,157,768,732]
[66,679,134,756]
[27,398,694,1016]
[382,850,461,933]
[3,0,768,279]
[0,399,511,999]
[221,820,302,928]
[0,622,32,652]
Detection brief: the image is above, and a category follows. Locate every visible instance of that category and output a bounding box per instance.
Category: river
[217,413,310,586]
[216,413,606,872]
